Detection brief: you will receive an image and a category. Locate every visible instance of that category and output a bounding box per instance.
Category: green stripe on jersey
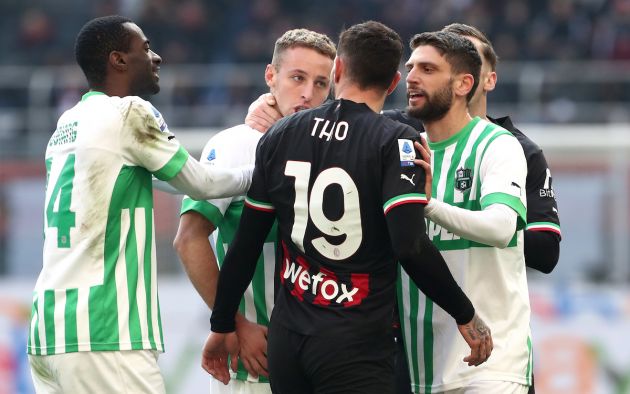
[143,211,157,350]
[481,192,526,230]
[526,336,533,385]
[43,290,55,354]
[422,298,434,393]
[153,145,189,181]
[89,166,158,351]
[31,296,41,355]
[124,211,143,349]
[441,126,474,207]
[181,198,224,226]
[213,200,275,383]
[408,276,421,390]
[64,289,79,353]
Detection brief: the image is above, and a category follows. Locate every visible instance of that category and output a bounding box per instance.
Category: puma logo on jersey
[400,174,416,186]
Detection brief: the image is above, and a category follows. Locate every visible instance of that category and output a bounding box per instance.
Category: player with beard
[397,31,531,394]
[385,24,560,394]
[201,21,492,394]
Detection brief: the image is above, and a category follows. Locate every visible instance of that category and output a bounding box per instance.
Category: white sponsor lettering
[426,219,460,241]
[311,118,349,141]
[283,260,363,304]
[298,270,310,290]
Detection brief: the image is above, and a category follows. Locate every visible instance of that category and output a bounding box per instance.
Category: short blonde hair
[271,29,336,68]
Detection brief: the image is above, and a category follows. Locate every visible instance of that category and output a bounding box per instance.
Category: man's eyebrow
[405,60,439,68]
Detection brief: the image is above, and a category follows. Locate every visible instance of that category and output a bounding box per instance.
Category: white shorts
[209,377,272,394]
[29,350,165,394]
[441,380,529,394]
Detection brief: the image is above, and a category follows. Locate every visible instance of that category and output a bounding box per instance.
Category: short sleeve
[381,128,428,215]
[179,128,249,225]
[244,133,274,212]
[479,134,527,229]
[524,149,561,237]
[121,98,190,180]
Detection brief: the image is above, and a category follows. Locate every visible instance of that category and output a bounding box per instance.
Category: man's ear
[109,51,127,72]
[484,71,497,93]
[334,56,343,84]
[386,71,401,96]
[455,73,475,98]
[264,64,275,90]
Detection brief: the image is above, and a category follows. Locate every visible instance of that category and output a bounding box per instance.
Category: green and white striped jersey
[398,117,532,392]
[29,92,191,355]
[180,124,276,384]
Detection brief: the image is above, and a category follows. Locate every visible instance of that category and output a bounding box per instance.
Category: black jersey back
[247,99,427,336]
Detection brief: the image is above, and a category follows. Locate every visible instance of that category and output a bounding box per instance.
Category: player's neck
[468,98,488,120]
[335,82,386,113]
[96,81,130,98]
[423,102,474,143]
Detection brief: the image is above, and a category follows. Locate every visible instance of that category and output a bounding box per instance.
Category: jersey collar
[427,116,481,151]
[81,91,106,101]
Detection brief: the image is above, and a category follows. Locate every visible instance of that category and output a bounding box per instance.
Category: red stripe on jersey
[289,256,311,301]
[384,199,426,215]
[312,266,337,306]
[344,273,370,307]
[244,200,275,212]
[528,227,562,235]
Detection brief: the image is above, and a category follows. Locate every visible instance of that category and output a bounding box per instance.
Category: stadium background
[1,0,629,393]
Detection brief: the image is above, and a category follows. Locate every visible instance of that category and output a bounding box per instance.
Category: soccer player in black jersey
[202,21,493,394]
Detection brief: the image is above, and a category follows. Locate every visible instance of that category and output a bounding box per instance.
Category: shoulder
[381,108,424,131]
[489,115,543,161]
[213,124,262,142]
[119,96,170,131]
[204,124,262,155]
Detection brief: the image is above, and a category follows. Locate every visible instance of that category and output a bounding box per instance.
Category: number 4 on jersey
[45,154,76,248]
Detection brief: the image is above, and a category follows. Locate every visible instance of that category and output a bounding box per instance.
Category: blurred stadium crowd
[0,0,629,144]
[3,0,630,65]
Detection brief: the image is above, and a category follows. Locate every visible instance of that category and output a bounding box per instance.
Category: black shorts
[267,316,395,394]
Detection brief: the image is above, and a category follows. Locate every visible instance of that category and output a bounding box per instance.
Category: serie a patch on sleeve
[150,104,168,132]
[398,139,416,167]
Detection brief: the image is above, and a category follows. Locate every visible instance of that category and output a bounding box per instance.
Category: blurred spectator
[1,0,625,65]
[0,0,628,128]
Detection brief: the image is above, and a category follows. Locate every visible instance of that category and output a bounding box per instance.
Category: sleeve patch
[398,139,416,167]
[149,104,168,132]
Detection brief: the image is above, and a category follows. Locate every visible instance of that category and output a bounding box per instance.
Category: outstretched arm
[386,203,493,366]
